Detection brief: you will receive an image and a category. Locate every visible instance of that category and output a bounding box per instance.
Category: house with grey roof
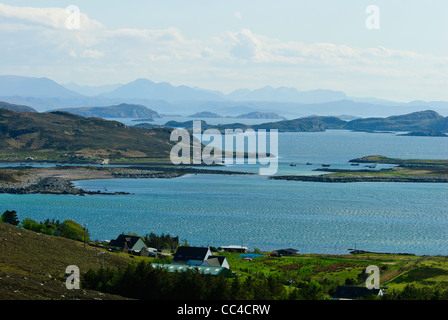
[109,234,148,253]
[172,246,230,269]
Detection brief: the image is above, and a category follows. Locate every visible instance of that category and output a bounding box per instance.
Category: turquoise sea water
[1,130,447,255]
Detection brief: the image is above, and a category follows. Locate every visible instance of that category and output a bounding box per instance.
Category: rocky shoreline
[0,164,254,195]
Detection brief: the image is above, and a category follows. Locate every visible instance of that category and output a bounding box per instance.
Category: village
[104,232,386,300]
[106,233,298,278]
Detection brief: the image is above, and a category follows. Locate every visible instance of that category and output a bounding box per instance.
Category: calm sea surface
[1,130,447,255]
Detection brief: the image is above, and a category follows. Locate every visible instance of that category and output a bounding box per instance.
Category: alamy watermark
[65,265,80,289]
[66,5,80,30]
[169,121,278,175]
[365,265,380,289]
[365,5,380,30]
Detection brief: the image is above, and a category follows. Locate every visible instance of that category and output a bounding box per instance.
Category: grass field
[216,251,448,295]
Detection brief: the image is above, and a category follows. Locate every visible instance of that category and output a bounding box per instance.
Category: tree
[60,219,90,241]
[1,210,19,226]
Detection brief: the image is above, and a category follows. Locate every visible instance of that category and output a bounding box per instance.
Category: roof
[152,263,231,277]
[333,286,382,300]
[109,234,144,249]
[275,248,299,254]
[206,256,227,267]
[172,246,210,263]
[221,245,248,250]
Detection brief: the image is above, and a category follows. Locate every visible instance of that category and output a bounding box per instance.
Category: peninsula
[271,155,448,183]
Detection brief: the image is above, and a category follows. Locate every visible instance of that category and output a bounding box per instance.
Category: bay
[1,130,447,255]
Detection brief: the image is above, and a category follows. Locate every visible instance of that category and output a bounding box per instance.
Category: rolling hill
[0,101,37,113]
[164,110,448,133]
[53,103,160,119]
[0,108,174,160]
[344,110,446,132]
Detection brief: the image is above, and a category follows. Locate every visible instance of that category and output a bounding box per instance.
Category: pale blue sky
[0,0,447,101]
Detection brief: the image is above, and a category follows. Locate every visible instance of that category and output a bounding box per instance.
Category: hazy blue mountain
[63,82,123,96]
[100,78,226,102]
[0,75,82,99]
[227,86,347,103]
[1,75,447,118]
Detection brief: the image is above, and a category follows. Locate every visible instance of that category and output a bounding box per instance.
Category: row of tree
[82,260,326,300]
[0,209,90,242]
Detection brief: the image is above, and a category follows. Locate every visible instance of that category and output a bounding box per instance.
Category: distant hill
[0,101,37,113]
[164,110,448,134]
[101,78,226,102]
[345,110,446,132]
[0,108,174,159]
[399,130,447,137]
[63,82,123,96]
[236,111,285,119]
[53,103,160,119]
[252,116,347,132]
[0,75,82,99]
[165,116,346,132]
[189,111,222,118]
[227,86,347,104]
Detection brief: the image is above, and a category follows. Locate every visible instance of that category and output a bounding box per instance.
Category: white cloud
[227,29,266,61]
[0,3,103,31]
[80,49,104,59]
[234,11,242,20]
[0,3,446,101]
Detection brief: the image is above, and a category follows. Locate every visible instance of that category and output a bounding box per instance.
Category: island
[270,155,448,183]
[398,130,447,137]
[236,111,285,120]
[189,111,222,118]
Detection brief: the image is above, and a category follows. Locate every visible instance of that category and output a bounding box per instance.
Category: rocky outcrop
[270,175,448,183]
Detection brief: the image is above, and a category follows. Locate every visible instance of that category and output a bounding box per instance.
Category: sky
[0,0,447,102]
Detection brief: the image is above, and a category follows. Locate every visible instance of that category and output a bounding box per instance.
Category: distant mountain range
[1,75,448,119]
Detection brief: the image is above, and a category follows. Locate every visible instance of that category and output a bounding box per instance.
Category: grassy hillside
[0,222,131,300]
[0,108,174,161]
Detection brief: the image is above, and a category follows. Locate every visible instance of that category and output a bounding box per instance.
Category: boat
[322,164,330,167]
[351,163,360,166]
[366,164,377,168]
[306,162,312,165]
[290,162,296,167]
